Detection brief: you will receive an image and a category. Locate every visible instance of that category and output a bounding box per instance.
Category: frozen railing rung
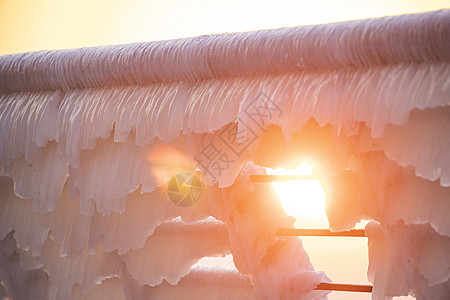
[277,228,366,237]
[250,174,316,182]
[315,283,373,293]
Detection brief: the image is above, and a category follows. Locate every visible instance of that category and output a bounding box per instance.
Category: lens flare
[146,143,197,184]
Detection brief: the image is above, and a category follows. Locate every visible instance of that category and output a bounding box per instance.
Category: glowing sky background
[1,1,448,299]
[0,0,448,55]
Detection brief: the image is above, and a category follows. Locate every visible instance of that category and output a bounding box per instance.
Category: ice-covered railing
[0,10,449,92]
[1,9,450,300]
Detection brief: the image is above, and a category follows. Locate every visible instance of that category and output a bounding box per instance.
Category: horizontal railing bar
[277,228,366,237]
[250,174,316,182]
[315,282,373,293]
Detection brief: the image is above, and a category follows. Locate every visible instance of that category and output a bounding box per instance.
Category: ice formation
[0,9,449,300]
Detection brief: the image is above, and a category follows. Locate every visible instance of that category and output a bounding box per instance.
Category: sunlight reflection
[267,162,329,229]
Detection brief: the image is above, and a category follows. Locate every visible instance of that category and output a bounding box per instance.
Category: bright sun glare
[267,162,329,229]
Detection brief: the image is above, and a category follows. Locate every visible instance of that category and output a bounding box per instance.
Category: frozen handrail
[277,228,366,237]
[0,10,449,93]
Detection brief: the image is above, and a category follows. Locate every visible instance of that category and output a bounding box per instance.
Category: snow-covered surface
[0,9,449,300]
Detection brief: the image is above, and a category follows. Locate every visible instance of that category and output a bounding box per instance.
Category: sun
[267,162,329,229]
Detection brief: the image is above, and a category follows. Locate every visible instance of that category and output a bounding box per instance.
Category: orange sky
[1,1,447,299]
[0,0,448,55]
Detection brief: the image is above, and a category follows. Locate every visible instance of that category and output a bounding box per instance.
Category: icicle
[353,152,450,237]
[379,107,450,187]
[366,221,400,300]
[366,221,450,299]
[2,63,447,183]
[1,141,68,213]
[38,239,121,300]
[0,174,210,262]
[41,184,92,258]
[283,61,450,138]
[55,88,116,167]
[68,128,253,217]
[0,233,50,300]
[0,90,61,166]
[54,83,187,167]
[132,83,189,146]
[68,136,160,216]
[0,176,49,256]
[1,63,448,190]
